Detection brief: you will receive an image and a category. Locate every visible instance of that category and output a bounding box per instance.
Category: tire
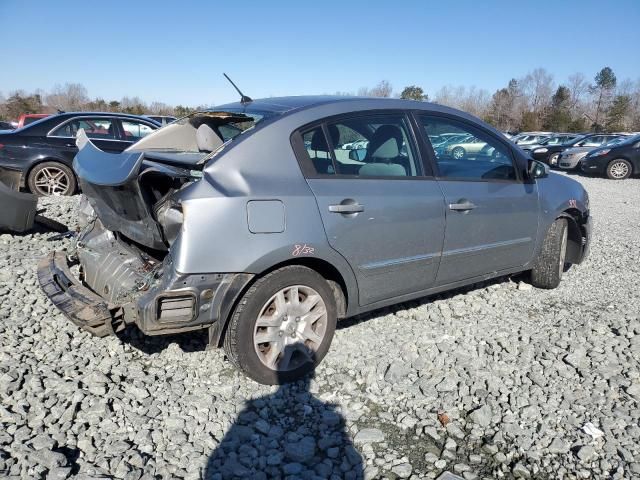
[530,218,568,289]
[452,147,466,160]
[28,162,76,196]
[548,153,560,167]
[606,159,632,180]
[223,266,337,385]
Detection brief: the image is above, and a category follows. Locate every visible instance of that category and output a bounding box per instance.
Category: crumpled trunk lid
[74,131,202,250]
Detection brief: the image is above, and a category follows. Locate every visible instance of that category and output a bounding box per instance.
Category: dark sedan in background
[581,134,640,179]
[0,112,160,195]
[530,133,623,167]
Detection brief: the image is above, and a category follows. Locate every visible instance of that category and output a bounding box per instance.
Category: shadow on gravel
[204,346,364,479]
[338,274,520,331]
[117,275,522,355]
[116,325,209,354]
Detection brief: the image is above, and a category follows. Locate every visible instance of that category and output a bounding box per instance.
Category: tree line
[356,67,640,133]
[0,83,200,121]
[2,67,639,133]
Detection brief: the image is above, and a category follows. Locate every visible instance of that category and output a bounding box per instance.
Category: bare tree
[45,83,89,111]
[359,80,393,98]
[520,68,554,128]
[567,73,588,110]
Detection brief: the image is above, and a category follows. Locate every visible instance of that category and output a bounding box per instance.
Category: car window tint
[302,127,336,175]
[419,116,516,181]
[51,117,117,139]
[121,120,155,140]
[326,115,419,177]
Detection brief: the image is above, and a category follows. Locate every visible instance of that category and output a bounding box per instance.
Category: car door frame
[290,109,449,307]
[294,109,434,179]
[410,110,539,285]
[409,110,529,183]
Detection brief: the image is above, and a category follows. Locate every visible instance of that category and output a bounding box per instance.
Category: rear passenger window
[301,115,420,177]
[419,116,516,181]
[51,118,117,140]
[303,127,335,175]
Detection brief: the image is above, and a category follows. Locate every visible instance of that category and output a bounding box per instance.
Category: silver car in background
[559,134,625,170]
[38,96,592,384]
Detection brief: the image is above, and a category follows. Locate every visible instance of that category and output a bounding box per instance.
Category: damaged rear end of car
[38,111,260,338]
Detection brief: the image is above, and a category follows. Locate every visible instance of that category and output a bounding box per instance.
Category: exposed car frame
[38,96,592,384]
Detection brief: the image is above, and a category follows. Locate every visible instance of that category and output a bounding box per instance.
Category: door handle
[65,142,75,147]
[329,203,364,214]
[449,200,477,211]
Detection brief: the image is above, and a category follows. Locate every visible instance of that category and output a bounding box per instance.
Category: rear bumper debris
[38,250,255,338]
[0,175,37,233]
[37,251,122,337]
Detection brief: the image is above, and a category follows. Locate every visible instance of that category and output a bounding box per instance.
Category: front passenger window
[419,116,516,181]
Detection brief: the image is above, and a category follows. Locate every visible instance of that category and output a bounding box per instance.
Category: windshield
[604,136,625,146]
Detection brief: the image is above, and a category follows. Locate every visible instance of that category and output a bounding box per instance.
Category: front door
[297,113,446,306]
[417,114,539,285]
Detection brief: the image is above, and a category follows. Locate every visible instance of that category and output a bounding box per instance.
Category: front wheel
[27,161,76,196]
[530,218,568,289]
[223,266,337,384]
[452,147,466,160]
[606,159,632,180]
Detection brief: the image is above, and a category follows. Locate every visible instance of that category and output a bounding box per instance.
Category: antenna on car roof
[223,73,252,105]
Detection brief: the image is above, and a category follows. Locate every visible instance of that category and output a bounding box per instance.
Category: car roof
[10,111,160,135]
[214,95,460,115]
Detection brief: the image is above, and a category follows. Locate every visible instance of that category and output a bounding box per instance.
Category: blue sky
[1,0,639,106]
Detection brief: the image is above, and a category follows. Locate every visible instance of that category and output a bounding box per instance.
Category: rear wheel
[548,153,560,167]
[606,159,632,180]
[28,162,76,196]
[530,218,568,289]
[223,266,337,384]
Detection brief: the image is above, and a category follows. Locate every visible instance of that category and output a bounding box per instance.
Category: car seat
[196,124,224,153]
[359,125,408,176]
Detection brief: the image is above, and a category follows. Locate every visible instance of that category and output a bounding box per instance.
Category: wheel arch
[557,209,585,264]
[213,256,353,348]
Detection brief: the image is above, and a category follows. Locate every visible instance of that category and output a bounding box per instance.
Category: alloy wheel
[33,166,71,195]
[609,161,630,179]
[253,285,328,371]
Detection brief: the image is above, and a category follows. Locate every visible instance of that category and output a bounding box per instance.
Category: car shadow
[203,345,364,479]
[338,273,516,331]
[117,274,519,354]
[2,213,70,237]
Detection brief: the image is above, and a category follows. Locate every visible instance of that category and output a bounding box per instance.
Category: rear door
[416,114,539,285]
[293,112,446,306]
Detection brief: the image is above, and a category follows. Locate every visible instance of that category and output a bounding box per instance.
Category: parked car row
[524,132,640,179]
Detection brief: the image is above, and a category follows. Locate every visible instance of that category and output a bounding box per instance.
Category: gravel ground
[1,172,639,480]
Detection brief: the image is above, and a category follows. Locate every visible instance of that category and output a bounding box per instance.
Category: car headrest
[196,124,223,153]
[367,125,402,160]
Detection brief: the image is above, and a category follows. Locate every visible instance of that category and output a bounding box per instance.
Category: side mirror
[528,159,548,179]
[349,148,367,161]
